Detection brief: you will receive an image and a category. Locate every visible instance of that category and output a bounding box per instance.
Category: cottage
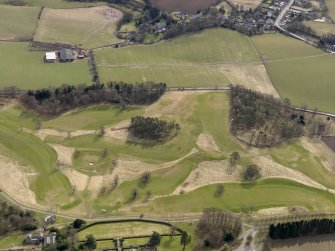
[59,48,74,62]
[44,52,57,63]
[44,215,56,224]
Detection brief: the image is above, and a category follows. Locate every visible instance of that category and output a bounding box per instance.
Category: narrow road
[274,0,334,53]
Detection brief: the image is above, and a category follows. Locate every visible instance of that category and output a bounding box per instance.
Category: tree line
[195,209,242,250]
[19,82,166,116]
[269,218,335,239]
[129,116,180,141]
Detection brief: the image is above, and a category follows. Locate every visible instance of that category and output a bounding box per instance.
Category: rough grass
[0,5,40,40]
[96,28,261,87]
[0,107,73,204]
[0,0,105,8]
[0,42,90,89]
[304,21,335,36]
[78,222,172,239]
[34,6,123,49]
[132,179,335,214]
[150,0,216,13]
[252,33,335,113]
[43,105,144,131]
[0,235,25,249]
[325,0,335,21]
[270,142,335,189]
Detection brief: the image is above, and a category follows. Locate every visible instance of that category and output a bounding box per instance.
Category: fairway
[252,33,335,113]
[0,5,40,40]
[133,179,335,214]
[35,6,123,48]
[0,42,90,89]
[96,29,271,88]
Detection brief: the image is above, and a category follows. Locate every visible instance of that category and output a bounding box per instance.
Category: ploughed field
[150,0,216,13]
[1,91,335,216]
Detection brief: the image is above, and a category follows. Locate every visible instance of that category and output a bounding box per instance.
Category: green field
[252,33,335,113]
[0,0,105,8]
[305,21,335,36]
[96,28,261,87]
[34,6,123,49]
[0,42,90,89]
[326,0,335,21]
[0,235,25,249]
[133,179,335,214]
[0,5,40,40]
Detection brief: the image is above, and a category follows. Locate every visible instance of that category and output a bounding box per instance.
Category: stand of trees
[195,209,241,250]
[0,200,37,235]
[230,86,331,147]
[269,218,335,239]
[20,82,166,116]
[129,116,180,141]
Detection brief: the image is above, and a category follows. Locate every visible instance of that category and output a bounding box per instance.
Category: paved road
[274,0,335,53]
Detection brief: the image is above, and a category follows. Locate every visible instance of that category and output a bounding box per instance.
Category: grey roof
[59,49,73,61]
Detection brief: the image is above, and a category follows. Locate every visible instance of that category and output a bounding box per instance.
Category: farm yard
[0,42,90,89]
[34,6,123,49]
[0,5,40,41]
[252,33,335,113]
[150,0,217,13]
[1,90,335,217]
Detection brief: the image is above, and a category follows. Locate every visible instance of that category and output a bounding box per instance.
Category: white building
[45,52,57,63]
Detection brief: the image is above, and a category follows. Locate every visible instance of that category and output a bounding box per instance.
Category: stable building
[44,52,57,63]
[59,48,74,62]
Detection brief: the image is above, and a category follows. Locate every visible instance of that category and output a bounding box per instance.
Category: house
[43,233,57,246]
[44,215,56,224]
[44,52,57,63]
[59,48,74,62]
[25,232,57,246]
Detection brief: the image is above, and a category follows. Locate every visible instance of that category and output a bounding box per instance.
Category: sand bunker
[0,155,39,208]
[50,144,74,166]
[196,133,220,152]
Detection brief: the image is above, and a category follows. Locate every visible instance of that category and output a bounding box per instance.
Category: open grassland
[150,0,216,13]
[0,5,40,40]
[0,0,105,8]
[325,0,335,21]
[252,33,335,113]
[305,21,335,36]
[232,0,262,10]
[0,42,90,89]
[96,29,276,90]
[1,91,335,216]
[0,235,25,249]
[133,179,335,214]
[78,222,172,239]
[35,6,123,49]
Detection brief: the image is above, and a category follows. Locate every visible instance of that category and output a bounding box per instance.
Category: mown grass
[0,42,90,89]
[270,141,335,189]
[0,235,25,249]
[252,33,335,113]
[78,222,172,240]
[132,179,335,214]
[96,28,261,86]
[44,105,143,131]
[0,107,73,204]
[0,5,40,40]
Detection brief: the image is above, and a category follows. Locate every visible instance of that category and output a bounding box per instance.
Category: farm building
[44,52,57,63]
[25,232,57,246]
[59,48,74,62]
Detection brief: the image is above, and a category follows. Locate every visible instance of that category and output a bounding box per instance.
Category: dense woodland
[230,86,332,147]
[195,209,241,250]
[0,200,37,236]
[19,82,166,116]
[269,219,335,239]
[129,116,180,141]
